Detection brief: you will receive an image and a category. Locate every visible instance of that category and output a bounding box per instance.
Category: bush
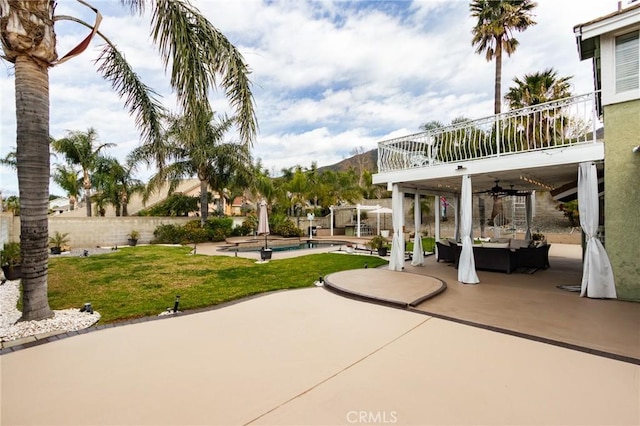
[232,214,257,236]
[138,194,199,217]
[152,224,185,244]
[272,219,303,238]
[556,200,579,227]
[204,217,234,242]
[183,220,210,243]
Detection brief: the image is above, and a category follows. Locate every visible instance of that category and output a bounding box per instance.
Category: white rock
[0,279,100,343]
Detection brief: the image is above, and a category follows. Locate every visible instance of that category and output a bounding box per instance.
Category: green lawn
[47,246,387,324]
[405,237,435,253]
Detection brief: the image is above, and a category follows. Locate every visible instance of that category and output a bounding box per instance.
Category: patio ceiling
[401,161,600,196]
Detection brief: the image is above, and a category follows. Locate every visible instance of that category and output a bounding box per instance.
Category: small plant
[49,231,69,254]
[366,235,389,251]
[128,230,140,247]
[556,200,579,227]
[532,232,545,241]
[1,242,21,267]
[1,242,23,279]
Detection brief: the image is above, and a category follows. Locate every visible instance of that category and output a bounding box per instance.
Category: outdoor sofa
[437,239,551,274]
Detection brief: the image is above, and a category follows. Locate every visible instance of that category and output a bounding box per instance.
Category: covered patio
[324,243,640,363]
[372,91,617,299]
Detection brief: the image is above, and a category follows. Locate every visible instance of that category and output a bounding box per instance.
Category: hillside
[317,149,378,174]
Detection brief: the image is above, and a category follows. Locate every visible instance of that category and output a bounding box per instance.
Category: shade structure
[578,162,616,298]
[458,175,479,284]
[411,193,424,266]
[369,206,392,234]
[389,185,404,271]
[258,200,270,249]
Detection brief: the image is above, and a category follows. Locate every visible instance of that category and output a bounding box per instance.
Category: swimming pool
[231,241,347,253]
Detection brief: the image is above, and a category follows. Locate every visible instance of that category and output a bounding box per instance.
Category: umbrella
[369,207,393,234]
[258,200,270,249]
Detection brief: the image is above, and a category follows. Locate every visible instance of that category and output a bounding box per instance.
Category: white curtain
[458,175,479,284]
[411,192,424,266]
[389,184,405,271]
[525,194,532,240]
[578,163,616,298]
[453,195,460,242]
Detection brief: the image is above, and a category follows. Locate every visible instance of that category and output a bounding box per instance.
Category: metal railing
[377,92,602,173]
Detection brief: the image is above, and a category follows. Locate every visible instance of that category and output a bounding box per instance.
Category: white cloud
[1,0,622,195]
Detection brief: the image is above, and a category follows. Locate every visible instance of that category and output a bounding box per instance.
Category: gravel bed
[0,248,108,343]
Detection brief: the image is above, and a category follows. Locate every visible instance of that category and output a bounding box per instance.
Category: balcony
[377,92,603,174]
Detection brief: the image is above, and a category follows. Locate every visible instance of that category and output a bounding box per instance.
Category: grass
[405,237,435,253]
[47,245,388,324]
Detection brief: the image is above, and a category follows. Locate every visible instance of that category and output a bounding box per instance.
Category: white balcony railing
[377,92,602,173]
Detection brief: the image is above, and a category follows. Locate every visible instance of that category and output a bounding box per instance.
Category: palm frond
[95,44,167,160]
[148,0,257,146]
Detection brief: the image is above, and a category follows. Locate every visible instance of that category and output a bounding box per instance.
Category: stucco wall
[604,100,640,301]
[2,216,249,248]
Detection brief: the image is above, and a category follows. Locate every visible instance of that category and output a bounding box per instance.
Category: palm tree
[52,128,115,217]
[52,164,82,211]
[1,0,257,320]
[140,112,251,225]
[504,68,572,108]
[92,156,145,216]
[504,68,573,149]
[470,0,537,114]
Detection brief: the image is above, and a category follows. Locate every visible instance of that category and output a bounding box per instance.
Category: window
[615,30,639,94]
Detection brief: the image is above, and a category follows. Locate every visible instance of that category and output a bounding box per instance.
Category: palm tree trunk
[494,37,503,115]
[121,192,129,217]
[199,180,208,226]
[83,172,92,216]
[15,56,54,321]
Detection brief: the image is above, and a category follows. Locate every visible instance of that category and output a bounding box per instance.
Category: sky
[0,0,623,197]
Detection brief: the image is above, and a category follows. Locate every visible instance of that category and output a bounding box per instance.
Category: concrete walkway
[2,288,638,426]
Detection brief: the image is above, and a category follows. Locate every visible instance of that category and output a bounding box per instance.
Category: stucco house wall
[604,100,640,301]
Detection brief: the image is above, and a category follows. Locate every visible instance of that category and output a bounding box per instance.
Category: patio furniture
[516,244,551,269]
[471,246,519,274]
[436,241,459,263]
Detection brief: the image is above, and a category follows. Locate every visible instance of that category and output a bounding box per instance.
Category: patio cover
[458,175,479,284]
[369,206,393,235]
[578,162,616,298]
[389,184,405,271]
[411,193,424,266]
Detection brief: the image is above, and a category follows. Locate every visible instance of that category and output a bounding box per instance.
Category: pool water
[234,241,342,253]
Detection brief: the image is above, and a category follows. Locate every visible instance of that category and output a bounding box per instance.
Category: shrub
[138,194,199,217]
[182,220,209,243]
[232,214,257,236]
[204,217,234,242]
[272,219,303,237]
[152,224,185,244]
[556,200,579,227]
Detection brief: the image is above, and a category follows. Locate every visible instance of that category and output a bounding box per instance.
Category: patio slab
[2,288,638,426]
[324,244,640,362]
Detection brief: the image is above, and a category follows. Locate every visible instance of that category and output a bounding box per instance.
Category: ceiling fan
[476,180,531,197]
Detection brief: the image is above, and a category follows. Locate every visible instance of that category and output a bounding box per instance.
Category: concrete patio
[324,244,640,363]
[2,241,639,425]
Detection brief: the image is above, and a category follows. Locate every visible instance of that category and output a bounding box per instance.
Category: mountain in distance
[317,148,378,174]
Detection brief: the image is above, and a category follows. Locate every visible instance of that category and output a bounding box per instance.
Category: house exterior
[372,3,639,301]
[574,2,640,301]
